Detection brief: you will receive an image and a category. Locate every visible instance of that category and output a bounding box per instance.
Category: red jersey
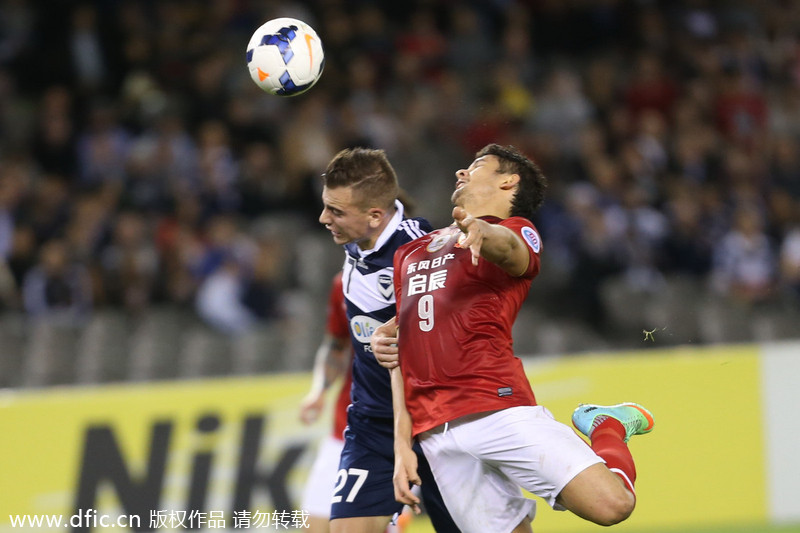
[326,272,353,439]
[394,216,542,436]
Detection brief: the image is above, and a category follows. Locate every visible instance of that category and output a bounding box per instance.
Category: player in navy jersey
[318,148,459,533]
[372,144,654,533]
[298,273,415,533]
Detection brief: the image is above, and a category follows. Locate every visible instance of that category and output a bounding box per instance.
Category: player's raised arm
[371,316,399,369]
[453,206,530,276]
[390,366,421,514]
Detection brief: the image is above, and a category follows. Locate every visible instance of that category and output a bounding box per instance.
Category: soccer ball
[246,18,325,97]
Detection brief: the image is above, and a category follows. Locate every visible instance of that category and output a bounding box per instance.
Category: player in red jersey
[372,144,654,533]
[299,272,352,533]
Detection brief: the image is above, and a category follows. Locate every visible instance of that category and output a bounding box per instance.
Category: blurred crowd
[1,0,799,347]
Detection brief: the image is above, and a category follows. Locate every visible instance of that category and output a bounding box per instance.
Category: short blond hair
[321,148,400,211]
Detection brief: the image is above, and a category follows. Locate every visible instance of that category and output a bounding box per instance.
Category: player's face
[319,186,373,246]
[451,155,503,207]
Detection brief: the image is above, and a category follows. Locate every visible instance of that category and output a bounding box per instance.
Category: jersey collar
[354,199,404,258]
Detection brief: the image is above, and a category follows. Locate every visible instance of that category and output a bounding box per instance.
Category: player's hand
[298,392,325,424]
[393,442,422,514]
[453,206,483,266]
[371,319,399,369]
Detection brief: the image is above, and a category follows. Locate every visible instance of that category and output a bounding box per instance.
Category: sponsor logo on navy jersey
[350,314,381,345]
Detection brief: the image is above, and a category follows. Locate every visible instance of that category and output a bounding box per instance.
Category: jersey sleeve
[326,272,349,339]
[500,217,542,279]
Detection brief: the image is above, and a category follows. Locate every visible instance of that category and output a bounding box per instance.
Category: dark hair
[475,144,547,220]
[321,148,399,210]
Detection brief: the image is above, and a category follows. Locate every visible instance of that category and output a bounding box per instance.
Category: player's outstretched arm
[299,333,350,424]
[371,316,399,369]
[453,206,530,276]
[391,366,422,514]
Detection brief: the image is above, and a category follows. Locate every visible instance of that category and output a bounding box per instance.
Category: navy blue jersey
[341,201,431,418]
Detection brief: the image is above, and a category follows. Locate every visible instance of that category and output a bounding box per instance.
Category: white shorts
[300,435,344,517]
[418,406,603,533]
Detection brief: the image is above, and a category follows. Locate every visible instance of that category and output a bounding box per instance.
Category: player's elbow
[499,235,531,276]
[497,250,529,277]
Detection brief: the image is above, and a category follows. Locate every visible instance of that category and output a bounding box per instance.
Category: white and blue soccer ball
[246,18,325,97]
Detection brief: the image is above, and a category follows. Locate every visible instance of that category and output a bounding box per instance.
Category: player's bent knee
[330,516,393,533]
[591,493,635,526]
[557,464,636,526]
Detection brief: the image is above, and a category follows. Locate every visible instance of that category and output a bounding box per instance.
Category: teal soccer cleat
[572,402,655,442]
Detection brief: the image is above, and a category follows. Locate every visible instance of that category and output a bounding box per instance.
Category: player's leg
[307,516,329,533]
[511,522,533,533]
[413,442,461,533]
[452,406,603,528]
[557,402,655,525]
[555,463,634,525]
[330,516,392,533]
[329,411,403,533]
[418,412,536,533]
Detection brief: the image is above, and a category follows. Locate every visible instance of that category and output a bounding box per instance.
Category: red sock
[590,417,637,494]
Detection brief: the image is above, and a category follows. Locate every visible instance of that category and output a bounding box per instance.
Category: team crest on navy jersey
[377,273,394,300]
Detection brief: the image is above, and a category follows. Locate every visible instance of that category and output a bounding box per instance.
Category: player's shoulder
[501,216,542,255]
[397,216,432,242]
[495,215,532,227]
[395,224,443,257]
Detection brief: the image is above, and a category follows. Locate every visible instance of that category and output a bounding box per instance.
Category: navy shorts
[330,409,460,532]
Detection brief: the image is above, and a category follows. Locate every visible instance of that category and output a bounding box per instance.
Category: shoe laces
[591,413,641,439]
